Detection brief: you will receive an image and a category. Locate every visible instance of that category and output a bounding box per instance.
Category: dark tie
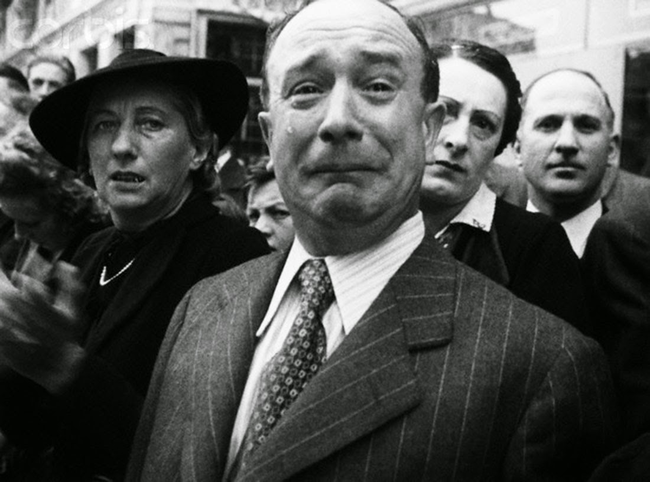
[437,223,463,250]
[241,258,335,459]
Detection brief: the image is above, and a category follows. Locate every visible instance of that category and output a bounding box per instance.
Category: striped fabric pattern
[127,236,617,482]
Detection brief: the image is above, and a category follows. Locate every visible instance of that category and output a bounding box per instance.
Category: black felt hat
[29,49,249,169]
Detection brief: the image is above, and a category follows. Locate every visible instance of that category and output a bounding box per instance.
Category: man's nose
[317,83,363,143]
[44,83,57,96]
[555,121,579,155]
[254,214,273,235]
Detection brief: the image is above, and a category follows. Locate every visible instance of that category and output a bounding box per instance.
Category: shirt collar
[560,201,603,257]
[257,212,425,337]
[442,183,496,235]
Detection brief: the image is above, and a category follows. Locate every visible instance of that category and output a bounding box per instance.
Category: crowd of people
[0,0,646,480]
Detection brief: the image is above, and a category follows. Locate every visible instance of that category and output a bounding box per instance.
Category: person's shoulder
[187,249,283,299]
[605,169,650,215]
[452,254,595,355]
[595,203,650,241]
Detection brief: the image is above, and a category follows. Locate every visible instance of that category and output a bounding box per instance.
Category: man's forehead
[522,74,612,126]
[527,72,608,113]
[270,0,419,63]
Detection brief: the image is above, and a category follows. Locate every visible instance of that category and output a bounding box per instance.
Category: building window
[116,26,136,52]
[205,18,268,161]
[205,19,266,78]
[621,47,650,176]
[81,45,98,75]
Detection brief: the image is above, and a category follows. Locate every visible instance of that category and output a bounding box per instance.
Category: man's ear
[258,111,272,149]
[607,133,621,167]
[423,101,445,151]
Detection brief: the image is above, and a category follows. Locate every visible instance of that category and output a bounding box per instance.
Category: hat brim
[29,57,249,170]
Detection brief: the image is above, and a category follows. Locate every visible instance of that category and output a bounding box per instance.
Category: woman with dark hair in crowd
[0,49,269,481]
[420,39,589,330]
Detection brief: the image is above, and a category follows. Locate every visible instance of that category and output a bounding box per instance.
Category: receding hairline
[260,0,439,108]
[521,68,615,129]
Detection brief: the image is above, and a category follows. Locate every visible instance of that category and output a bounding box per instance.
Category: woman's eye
[140,119,164,130]
[93,120,116,132]
[474,118,493,131]
[472,115,498,135]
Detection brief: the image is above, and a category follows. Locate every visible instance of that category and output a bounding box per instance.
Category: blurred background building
[0,0,649,176]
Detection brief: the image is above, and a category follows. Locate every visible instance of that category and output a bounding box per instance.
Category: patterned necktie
[242,258,335,458]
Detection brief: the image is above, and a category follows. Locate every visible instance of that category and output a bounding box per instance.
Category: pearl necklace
[99,258,135,286]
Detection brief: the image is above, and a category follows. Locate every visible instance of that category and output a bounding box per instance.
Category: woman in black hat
[0,49,269,481]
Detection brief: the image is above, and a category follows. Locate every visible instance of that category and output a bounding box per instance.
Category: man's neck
[294,209,419,257]
[528,188,601,223]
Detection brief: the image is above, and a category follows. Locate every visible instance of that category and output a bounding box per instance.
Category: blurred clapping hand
[0,255,86,395]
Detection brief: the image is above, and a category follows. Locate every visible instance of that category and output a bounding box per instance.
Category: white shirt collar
[438,183,496,237]
[527,199,603,257]
[257,212,425,337]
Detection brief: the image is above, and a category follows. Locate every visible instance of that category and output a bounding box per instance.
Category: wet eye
[289,83,323,108]
[363,80,395,100]
[291,84,322,97]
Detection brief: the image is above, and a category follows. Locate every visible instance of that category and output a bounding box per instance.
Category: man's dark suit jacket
[602,168,650,218]
[446,198,588,331]
[583,206,650,443]
[128,233,618,481]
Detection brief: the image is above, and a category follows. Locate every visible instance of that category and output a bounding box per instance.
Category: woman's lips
[110,172,145,183]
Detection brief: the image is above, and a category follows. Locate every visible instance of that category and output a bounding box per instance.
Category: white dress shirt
[225,212,425,476]
[526,199,603,257]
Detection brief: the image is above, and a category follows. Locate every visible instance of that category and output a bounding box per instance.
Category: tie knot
[299,259,334,314]
[437,223,463,250]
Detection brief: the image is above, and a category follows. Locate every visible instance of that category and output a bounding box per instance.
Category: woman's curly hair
[0,121,109,228]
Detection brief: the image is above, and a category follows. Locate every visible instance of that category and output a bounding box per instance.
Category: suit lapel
[239,238,458,481]
[187,252,287,480]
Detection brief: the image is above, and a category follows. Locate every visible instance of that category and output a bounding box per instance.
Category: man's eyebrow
[575,113,602,123]
[284,55,322,78]
[358,49,404,67]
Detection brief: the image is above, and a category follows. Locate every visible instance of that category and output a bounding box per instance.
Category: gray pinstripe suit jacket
[127,235,618,481]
